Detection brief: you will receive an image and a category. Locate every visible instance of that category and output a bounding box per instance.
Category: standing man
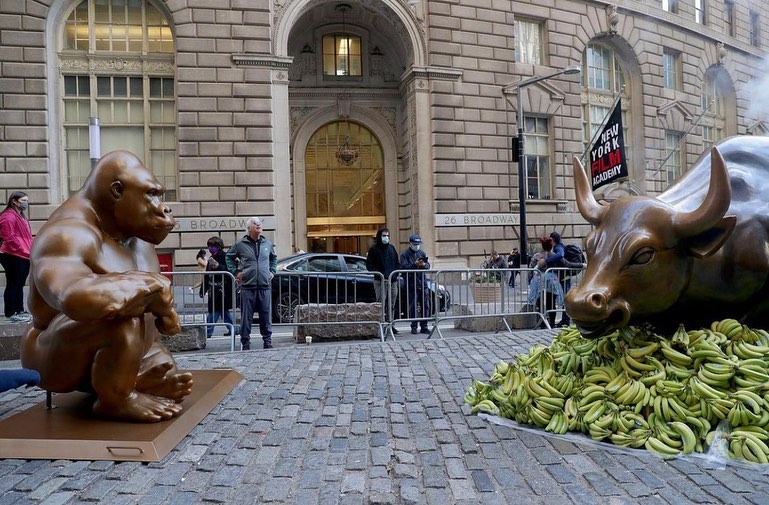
[507,247,521,288]
[226,217,277,350]
[399,234,432,335]
[366,227,400,334]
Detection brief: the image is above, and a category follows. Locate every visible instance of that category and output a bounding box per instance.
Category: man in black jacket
[400,234,432,335]
[366,227,400,334]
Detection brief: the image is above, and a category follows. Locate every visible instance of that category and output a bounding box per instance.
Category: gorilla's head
[83,151,175,244]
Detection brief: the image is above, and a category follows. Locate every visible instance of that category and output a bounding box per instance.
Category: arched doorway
[305,120,385,254]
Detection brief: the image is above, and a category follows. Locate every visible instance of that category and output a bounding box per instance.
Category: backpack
[564,244,586,264]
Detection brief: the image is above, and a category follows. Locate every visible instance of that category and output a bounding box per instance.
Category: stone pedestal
[159,325,207,352]
[0,321,28,361]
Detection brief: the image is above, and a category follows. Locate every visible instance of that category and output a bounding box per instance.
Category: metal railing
[165,265,586,347]
[166,270,238,351]
[269,269,388,341]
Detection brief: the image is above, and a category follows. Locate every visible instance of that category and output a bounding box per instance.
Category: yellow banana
[670,421,697,454]
[645,436,681,458]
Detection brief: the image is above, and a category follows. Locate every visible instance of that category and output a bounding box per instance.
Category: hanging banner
[590,98,628,190]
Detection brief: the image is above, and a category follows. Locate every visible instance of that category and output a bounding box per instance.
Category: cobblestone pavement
[2,330,769,504]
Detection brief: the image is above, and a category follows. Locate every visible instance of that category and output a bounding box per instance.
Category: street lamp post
[503,65,581,264]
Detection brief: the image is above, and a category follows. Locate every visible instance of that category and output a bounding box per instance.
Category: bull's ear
[686,215,736,258]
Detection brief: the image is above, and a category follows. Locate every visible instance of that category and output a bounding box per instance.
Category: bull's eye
[630,248,654,265]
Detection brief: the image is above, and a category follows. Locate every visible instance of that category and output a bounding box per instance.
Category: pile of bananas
[465,319,769,462]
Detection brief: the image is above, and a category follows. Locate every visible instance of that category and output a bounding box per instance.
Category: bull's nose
[589,292,608,310]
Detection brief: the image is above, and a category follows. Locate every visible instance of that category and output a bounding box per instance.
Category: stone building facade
[0,0,767,270]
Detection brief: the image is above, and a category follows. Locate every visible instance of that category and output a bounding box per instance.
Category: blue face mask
[381,236,390,245]
[410,244,420,252]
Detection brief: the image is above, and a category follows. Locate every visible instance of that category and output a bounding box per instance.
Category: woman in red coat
[0,192,33,322]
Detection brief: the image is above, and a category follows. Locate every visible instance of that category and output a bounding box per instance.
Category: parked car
[266,253,451,323]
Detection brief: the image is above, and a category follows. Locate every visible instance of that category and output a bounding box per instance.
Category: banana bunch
[464,319,769,463]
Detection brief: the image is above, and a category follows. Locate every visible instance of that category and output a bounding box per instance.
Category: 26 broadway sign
[590,98,628,190]
[172,216,276,232]
[435,213,518,227]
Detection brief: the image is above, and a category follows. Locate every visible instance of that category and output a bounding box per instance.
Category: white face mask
[381,236,390,245]
[410,244,420,252]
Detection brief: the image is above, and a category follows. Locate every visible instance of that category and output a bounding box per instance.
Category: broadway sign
[590,98,628,190]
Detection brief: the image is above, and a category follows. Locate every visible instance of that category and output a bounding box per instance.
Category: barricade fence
[166,266,585,346]
[166,270,238,351]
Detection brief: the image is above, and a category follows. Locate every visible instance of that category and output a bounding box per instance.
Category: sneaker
[263,343,273,349]
[242,343,251,351]
[411,328,418,334]
[420,327,430,335]
[9,313,31,323]
[392,327,399,335]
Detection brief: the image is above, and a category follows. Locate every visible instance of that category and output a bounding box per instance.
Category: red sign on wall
[157,252,173,280]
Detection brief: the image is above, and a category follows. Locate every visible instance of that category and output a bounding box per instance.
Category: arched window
[701,67,728,151]
[60,0,176,199]
[581,42,632,174]
[305,121,384,253]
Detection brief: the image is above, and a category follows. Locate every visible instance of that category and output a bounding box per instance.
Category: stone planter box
[294,303,382,341]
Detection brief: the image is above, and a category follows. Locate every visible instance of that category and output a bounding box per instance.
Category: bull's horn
[673,146,731,237]
[573,156,605,225]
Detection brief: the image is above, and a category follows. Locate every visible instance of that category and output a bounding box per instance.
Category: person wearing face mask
[366,227,400,334]
[201,237,235,338]
[399,234,432,335]
[0,192,33,323]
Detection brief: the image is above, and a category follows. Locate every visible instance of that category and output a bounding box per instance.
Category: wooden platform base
[0,369,243,462]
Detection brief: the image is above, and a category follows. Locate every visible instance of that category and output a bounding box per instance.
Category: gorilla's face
[113,169,175,244]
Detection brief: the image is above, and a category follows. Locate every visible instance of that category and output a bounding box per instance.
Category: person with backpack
[544,231,587,327]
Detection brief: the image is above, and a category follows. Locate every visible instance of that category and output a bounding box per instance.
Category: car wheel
[275,292,302,323]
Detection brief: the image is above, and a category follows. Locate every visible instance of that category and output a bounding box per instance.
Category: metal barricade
[425,267,548,337]
[269,269,387,341]
[166,270,238,351]
[165,264,586,350]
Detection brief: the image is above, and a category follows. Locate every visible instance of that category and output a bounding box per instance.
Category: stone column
[271,69,292,257]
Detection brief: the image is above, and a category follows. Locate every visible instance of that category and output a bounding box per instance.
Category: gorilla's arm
[32,220,177,329]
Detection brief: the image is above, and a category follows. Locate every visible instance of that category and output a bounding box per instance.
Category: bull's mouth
[573,310,626,339]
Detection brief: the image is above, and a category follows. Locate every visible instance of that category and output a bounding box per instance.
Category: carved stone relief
[289,106,317,137]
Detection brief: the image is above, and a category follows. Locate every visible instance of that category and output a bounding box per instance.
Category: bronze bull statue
[566,135,769,338]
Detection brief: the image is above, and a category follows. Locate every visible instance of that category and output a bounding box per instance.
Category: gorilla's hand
[154,311,181,335]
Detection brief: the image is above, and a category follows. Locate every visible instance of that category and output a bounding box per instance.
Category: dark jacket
[545,241,566,267]
[366,230,399,281]
[399,247,430,290]
[201,250,234,312]
[507,252,521,268]
[226,234,277,288]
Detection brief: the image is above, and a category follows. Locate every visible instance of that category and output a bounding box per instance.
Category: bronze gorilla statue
[566,136,769,338]
[21,151,193,422]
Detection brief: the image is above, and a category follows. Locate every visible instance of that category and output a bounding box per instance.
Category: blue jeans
[239,287,272,346]
[206,310,234,337]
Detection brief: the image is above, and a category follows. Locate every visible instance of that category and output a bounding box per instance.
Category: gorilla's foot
[136,362,193,402]
[93,391,183,422]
